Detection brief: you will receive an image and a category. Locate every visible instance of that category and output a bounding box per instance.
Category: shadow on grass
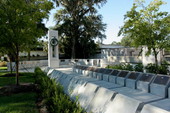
[0,92,38,113]
[0,72,35,87]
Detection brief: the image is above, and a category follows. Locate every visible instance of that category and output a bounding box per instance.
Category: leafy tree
[0,0,53,85]
[120,34,134,47]
[118,0,170,71]
[53,0,107,59]
[111,41,121,46]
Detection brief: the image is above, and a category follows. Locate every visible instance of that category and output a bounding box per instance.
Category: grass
[0,66,7,70]
[0,92,38,113]
[0,72,35,86]
[0,71,38,113]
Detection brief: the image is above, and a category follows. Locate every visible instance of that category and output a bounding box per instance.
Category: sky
[44,0,170,44]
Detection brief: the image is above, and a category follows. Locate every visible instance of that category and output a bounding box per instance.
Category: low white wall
[19,51,47,57]
[59,59,102,67]
[7,60,48,71]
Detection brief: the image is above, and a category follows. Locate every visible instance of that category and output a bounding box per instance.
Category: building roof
[99,44,126,49]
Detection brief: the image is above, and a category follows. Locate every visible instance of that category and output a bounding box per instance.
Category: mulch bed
[0,83,36,96]
[0,73,25,77]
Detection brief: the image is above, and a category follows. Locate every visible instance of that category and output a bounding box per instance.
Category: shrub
[122,63,134,71]
[145,63,169,74]
[134,63,143,72]
[106,64,123,70]
[34,67,84,113]
[106,63,134,71]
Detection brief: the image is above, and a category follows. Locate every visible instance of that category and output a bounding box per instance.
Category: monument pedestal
[48,30,59,68]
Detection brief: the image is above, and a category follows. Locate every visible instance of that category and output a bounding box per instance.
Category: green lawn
[0,66,7,70]
[0,72,35,86]
[0,92,38,113]
[0,72,38,113]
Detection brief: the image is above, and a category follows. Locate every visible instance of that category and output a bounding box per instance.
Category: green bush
[134,63,143,72]
[106,61,169,74]
[145,63,169,74]
[106,63,133,71]
[34,67,84,113]
[122,63,134,71]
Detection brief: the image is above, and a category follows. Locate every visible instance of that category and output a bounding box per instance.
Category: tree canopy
[0,0,53,85]
[118,0,170,68]
[53,0,107,59]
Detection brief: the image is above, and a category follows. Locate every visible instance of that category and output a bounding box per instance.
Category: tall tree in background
[53,0,107,59]
[119,0,170,70]
[0,0,53,85]
[120,34,134,47]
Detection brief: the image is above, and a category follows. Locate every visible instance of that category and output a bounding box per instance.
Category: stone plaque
[118,71,129,77]
[76,65,80,69]
[139,74,155,82]
[98,68,107,73]
[95,68,100,72]
[103,69,113,74]
[82,66,88,70]
[110,70,120,76]
[128,72,140,80]
[153,75,170,85]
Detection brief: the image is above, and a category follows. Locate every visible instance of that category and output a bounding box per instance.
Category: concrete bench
[79,66,89,74]
[92,68,101,78]
[93,68,107,80]
[104,73,155,113]
[115,70,130,86]
[108,70,121,83]
[150,74,170,97]
[108,74,170,113]
[102,69,113,82]
[81,66,90,76]
[141,75,170,113]
[76,65,84,74]
[86,87,117,113]
[86,67,96,77]
[126,72,142,89]
[88,70,129,89]
[110,73,156,99]
[75,82,100,109]
[45,67,170,113]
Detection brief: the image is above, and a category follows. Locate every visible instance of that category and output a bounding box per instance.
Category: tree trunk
[27,50,30,61]
[10,59,13,74]
[71,36,76,59]
[15,50,19,85]
[153,48,158,74]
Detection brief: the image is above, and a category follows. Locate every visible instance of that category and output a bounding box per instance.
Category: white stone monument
[48,30,59,68]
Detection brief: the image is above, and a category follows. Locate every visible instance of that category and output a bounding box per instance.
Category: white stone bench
[107,74,170,113]
[86,87,117,113]
[141,75,170,113]
[102,69,113,82]
[44,67,170,113]
[93,68,108,80]
[108,70,121,83]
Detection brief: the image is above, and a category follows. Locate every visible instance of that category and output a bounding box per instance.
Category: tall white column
[48,30,59,68]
